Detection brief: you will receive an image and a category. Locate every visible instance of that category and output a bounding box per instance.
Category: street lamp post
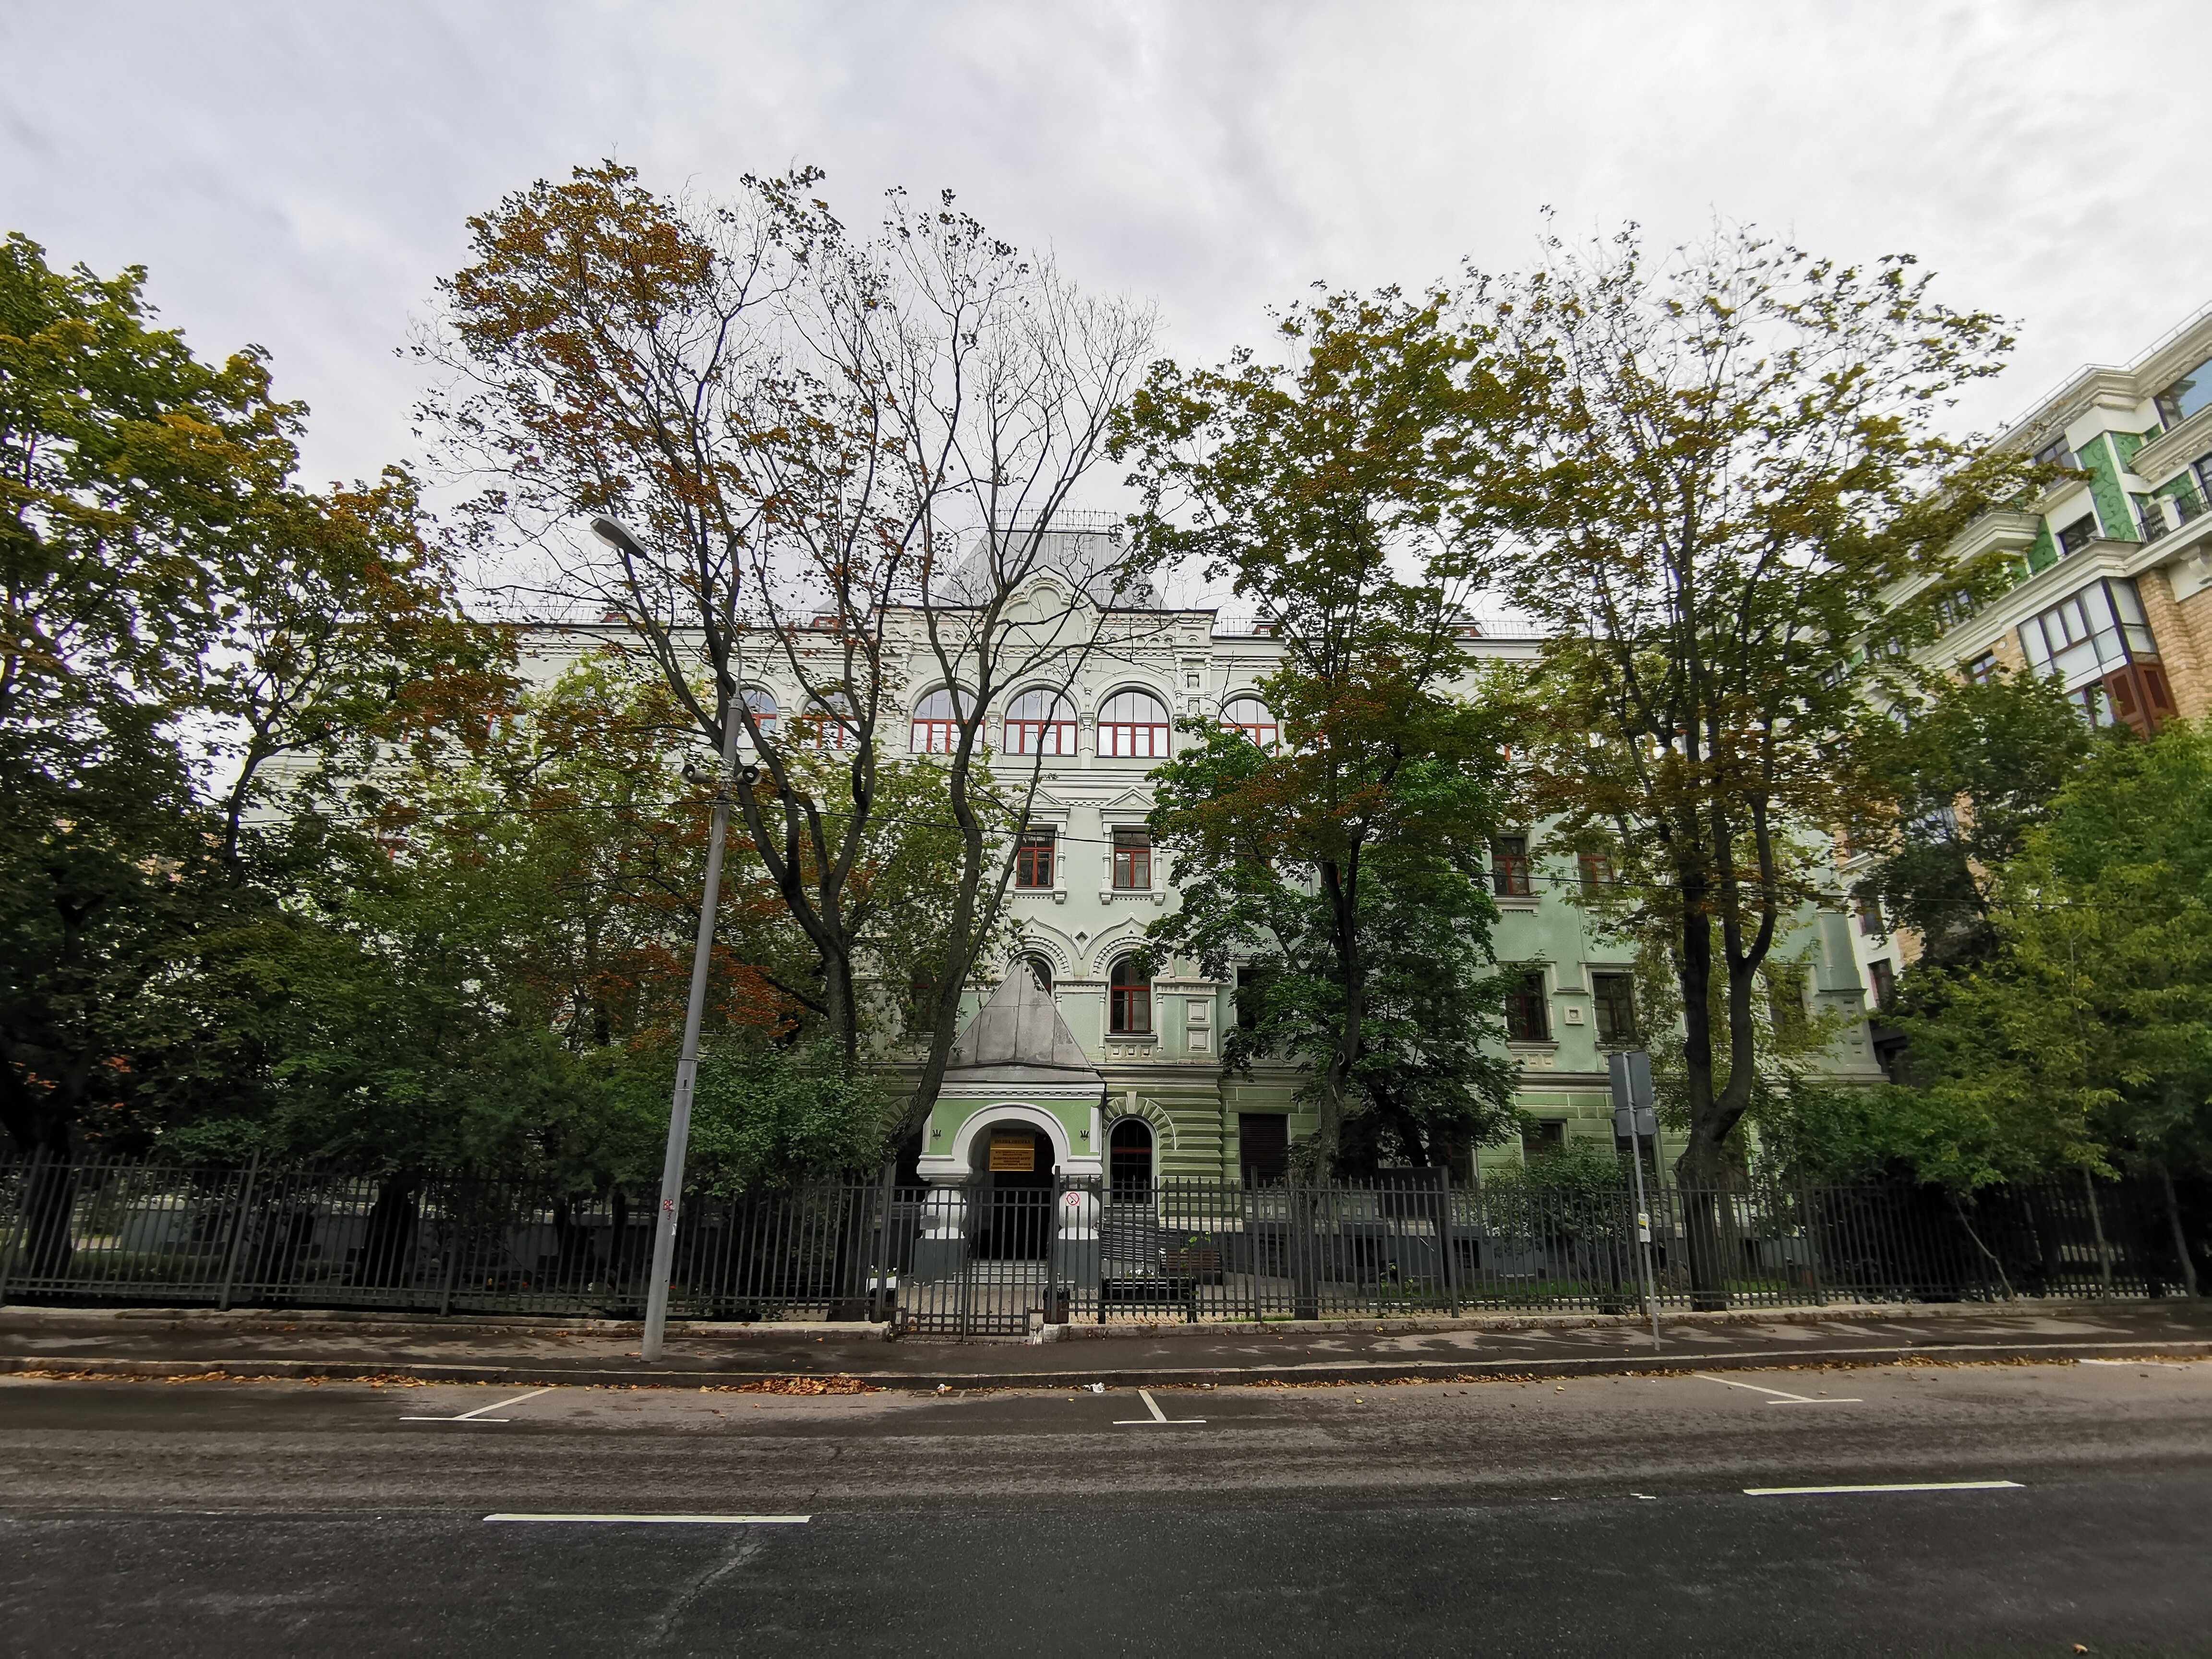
[590,516,742,1364]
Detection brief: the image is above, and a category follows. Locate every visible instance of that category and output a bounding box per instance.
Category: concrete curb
[0,1308,894,1340]
[991,1298,2145,1341]
[0,1297,2158,1345]
[4,1337,2207,1391]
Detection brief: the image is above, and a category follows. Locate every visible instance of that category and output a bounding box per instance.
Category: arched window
[1098,689,1169,758]
[798,689,858,750]
[910,686,972,753]
[1109,954,1152,1035]
[1109,1118,1154,1200]
[1021,953,1054,993]
[1221,695,1277,747]
[739,686,777,743]
[1005,687,1077,756]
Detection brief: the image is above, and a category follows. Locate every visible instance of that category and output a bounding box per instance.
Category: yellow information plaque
[988,1133,1034,1173]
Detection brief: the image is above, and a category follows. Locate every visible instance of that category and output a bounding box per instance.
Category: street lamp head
[590,514,648,560]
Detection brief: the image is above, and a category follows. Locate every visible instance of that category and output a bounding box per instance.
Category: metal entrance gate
[895,1178,1086,1337]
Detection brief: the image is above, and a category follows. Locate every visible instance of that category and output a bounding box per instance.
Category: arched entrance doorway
[970,1118,1055,1259]
[1109,1118,1154,1200]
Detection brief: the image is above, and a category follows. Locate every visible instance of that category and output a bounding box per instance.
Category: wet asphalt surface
[3,1358,2210,1656]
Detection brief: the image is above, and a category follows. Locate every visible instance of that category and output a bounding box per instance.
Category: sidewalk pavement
[4,1298,2210,1389]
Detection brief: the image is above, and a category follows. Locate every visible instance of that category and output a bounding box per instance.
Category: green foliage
[689,1038,896,1192]
[1868,721,2212,1188]
[0,718,223,1154]
[1609,930,1860,1180]
[1854,668,2099,969]
[0,234,579,1175]
[0,234,492,1157]
[1460,222,2044,1195]
[1118,290,1518,1175]
[1146,697,1521,1174]
[1482,1134,1627,1196]
[1,231,302,754]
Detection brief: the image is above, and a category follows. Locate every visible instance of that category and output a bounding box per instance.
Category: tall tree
[1142,681,1520,1175]
[1880,721,2212,1223]
[424,163,1154,1119]
[0,234,505,1160]
[1853,666,2097,972]
[1,232,301,759]
[1457,226,2044,1299]
[202,466,513,873]
[1117,289,1516,1176]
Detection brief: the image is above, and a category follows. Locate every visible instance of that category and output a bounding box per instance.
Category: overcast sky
[6,0,2208,499]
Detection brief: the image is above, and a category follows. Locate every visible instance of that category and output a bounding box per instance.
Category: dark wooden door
[1239,1113,1289,1186]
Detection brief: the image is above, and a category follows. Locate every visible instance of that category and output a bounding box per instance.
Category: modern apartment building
[1848,302,2212,1012]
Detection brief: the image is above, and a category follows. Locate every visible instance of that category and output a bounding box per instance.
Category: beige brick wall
[2140,565,2212,721]
[1982,627,2030,678]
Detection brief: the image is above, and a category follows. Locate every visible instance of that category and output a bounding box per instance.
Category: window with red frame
[740,686,777,743]
[909,686,971,753]
[798,691,858,749]
[1492,834,1532,897]
[1109,954,1152,1034]
[1014,827,1056,889]
[1004,687,1077,755]
[1111,827,1151,890]
[1098,689,1169,757]
[1504,966,1550,1042]
[1221,695,1277,747]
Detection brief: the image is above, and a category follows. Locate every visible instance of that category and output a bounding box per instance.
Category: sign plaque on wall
[989,1132,1035,1173]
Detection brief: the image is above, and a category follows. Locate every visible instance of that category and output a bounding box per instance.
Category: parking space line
[1744,1481,2022,1496]
[1112,1387,1206,1426]
[402,1386,556,1423]
[484,1514,809,1524]
[1695,1373,1861,1406]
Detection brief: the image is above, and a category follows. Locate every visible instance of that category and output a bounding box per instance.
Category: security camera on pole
[590,514,749,1366]
[1608,1050,1663,1352]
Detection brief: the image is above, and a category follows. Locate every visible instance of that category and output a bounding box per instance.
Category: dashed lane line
[484,1514,809,1524]
[1744,1481,2023,1497]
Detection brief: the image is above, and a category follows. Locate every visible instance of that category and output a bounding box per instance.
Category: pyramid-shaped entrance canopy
[944,968,1101,1088]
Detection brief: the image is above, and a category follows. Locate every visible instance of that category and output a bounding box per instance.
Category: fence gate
[896,1178,1068,1337]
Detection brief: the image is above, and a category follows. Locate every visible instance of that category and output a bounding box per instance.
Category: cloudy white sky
[5,0,2208,496]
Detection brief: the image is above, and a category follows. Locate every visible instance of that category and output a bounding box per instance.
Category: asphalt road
[3,1358,2210,1656]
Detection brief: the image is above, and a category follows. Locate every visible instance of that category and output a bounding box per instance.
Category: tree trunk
[19,1155,79,1285]
[893,758,997,1148]
[821,950,862,1073]
[1314,858,1364,1182]
[2160,1163,2200,1299]
[351,1176,420,1289]
[1670,892,1734,1310]
[2083,1168,2114,1293]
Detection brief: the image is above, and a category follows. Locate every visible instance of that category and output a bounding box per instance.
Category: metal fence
[0,1153,2194,1331]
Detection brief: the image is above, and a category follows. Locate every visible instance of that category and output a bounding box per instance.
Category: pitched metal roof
[943,969,1101,1086]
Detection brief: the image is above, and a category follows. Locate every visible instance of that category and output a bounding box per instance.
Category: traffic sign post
[1609,1050,1663,1351]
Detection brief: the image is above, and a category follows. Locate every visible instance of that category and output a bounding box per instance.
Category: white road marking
[1695,1373,1861,1405]
[1113,1387,1206,1426]
[484,1514,809,1524]
[2081,1358,2205,1368]
[1744,1481,2023,1496]
[402,1386,556,1423]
